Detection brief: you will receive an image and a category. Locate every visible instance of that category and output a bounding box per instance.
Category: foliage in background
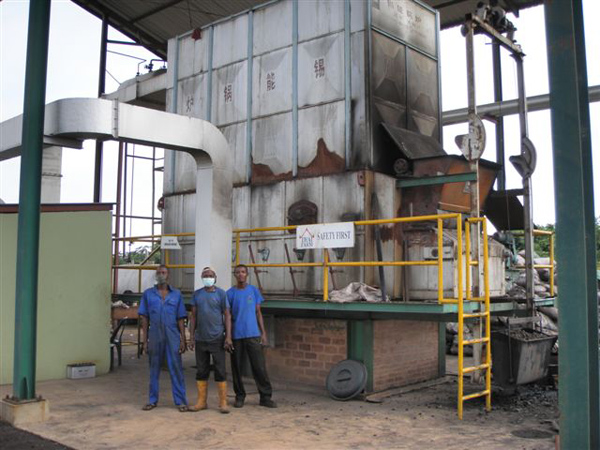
[118,245,161,265]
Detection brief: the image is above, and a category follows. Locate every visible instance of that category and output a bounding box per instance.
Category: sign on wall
[161,236,181,250]
[296,222,355,250]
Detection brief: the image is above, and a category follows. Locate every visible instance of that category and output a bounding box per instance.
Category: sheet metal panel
[298,0,344,42]
[350,0,366,33]
[298,32,345,107]
[371,31,407,172]
[163,193,196,291]
[172,151,197,193]
[371,0,437,56]
[253,0,292,55]
[211,60,247,126]
[252,47,292,117]
[250,183,286,229]
[350,31,367,168]
[221,122,247,185]
[251,112,293,180]
[407,48,439,137]
[176,35,208,80]
[298,101,345,174]
[177,74,206,119]
[233,185,252,230]
[212,14,248,69]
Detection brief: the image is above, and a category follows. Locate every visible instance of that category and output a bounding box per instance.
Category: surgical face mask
[202,277,216,288]
[156,274,167,284]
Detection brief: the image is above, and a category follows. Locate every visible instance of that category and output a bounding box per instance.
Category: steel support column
[93,16,108,203]
[544,1,599,448]
[347,320,374,392]
[12,0,52,401]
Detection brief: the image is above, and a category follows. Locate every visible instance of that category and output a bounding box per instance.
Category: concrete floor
[0,331,558,450]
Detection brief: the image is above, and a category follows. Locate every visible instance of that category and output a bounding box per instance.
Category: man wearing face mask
[188,267,233,413]
[139,265,188,412]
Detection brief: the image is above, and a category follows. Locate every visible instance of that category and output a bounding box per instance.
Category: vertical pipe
[93,16,108,203]
[122,143,128,258]
[515,57,535,312]
[113,142,124,295]
[12,0,52,401]
[292,0,299,177]
[344,0,351,169]
[246,11,254,183]
[491,42,505,191]
[169,35,180,194]
[544,1,599,446]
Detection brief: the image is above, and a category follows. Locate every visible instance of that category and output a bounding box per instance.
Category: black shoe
[259,399,277,408]
[234,397,245,408]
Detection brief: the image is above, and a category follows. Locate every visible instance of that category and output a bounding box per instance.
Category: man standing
[188,267,233,413]
[139,265,188,412]
[227,264,277,408]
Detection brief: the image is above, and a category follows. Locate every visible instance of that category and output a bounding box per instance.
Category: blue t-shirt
[191,287,229,342]
[226,284,263,340]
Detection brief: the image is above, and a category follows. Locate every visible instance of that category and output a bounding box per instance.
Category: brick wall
[265,318,347,387]
[372,320,439,391]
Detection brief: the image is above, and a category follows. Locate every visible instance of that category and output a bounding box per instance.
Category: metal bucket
[491,328,557,387]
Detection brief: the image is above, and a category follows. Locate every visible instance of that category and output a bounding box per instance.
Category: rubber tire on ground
[326,359,368,401]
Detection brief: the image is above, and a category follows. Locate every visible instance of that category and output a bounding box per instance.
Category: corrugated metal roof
[71,0,543,59]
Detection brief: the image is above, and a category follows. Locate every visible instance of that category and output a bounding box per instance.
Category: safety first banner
[296,222,355,249]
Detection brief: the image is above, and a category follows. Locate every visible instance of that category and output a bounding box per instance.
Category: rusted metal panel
[251,112,293,183]
[252,47,292,117]
[213,14,248,69]
[211,60,247,126]
[253,0,292,55]
[407,48,439,138]
[401,156,499,216]
[298,0,344,42]
[350,31,368,169]
[298,101,345,176]
[298,32,345,108]
[371,0,437,57]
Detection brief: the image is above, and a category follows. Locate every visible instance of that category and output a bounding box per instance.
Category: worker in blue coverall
[139,265,189,412]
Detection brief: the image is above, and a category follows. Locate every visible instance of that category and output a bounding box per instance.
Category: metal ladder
[457,216,492,419]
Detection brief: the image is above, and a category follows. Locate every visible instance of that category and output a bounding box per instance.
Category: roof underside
[71,0,543,59]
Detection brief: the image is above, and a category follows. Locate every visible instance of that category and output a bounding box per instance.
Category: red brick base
[265,318,347,387]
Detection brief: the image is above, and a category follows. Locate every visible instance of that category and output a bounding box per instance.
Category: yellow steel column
[437,218,444,304]
[457,216,464,420]
[323,250,329,301]
[482,219,492,411]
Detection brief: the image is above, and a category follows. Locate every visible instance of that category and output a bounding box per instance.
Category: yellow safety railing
[232,213,463,303]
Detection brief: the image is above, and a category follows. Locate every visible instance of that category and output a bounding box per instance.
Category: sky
[0,0,599,230]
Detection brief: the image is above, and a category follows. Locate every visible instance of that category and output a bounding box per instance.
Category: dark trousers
[195,339,226,382]
[231,337,273,401]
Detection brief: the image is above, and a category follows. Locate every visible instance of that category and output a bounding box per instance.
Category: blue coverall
[139,285,188,406]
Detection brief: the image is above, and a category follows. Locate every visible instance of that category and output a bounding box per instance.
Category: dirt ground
[1,331,558,450]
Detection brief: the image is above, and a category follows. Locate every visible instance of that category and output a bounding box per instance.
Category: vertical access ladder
[457,216,492,419]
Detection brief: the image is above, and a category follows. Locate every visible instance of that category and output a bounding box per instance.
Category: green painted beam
[396,172,477,188]
[12,0,52,401]
[347,320,374,392]
[544,0,599,448]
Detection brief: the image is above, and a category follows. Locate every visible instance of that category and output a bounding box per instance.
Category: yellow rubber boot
[217,381,229,414]
[189,380,208,412]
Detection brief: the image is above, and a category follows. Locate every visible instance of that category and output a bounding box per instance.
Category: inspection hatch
[326,360,368,401]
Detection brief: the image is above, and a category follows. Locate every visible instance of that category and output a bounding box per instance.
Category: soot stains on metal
[287,200,318,234]
[298,138,345,178]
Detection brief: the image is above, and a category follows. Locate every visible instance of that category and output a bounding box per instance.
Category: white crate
[66,363,96,379]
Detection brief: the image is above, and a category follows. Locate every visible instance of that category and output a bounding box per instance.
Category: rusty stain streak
[298,138,345,178]
[251,160,292,185]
